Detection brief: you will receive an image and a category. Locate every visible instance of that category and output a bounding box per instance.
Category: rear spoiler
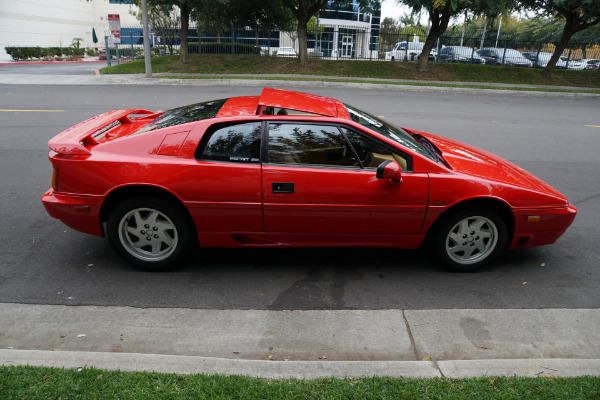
[48,109,153,155]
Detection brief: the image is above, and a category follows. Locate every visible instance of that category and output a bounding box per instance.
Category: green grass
[99,54,600,89]
[1,365,599,399]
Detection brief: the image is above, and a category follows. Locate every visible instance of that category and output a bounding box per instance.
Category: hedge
[187,42,261,55]
[4,46,84,61]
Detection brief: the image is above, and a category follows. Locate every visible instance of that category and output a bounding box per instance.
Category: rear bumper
[509,204,577,248]
[41,189,104,237]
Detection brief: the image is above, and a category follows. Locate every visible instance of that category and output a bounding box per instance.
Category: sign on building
[108,14,121,44]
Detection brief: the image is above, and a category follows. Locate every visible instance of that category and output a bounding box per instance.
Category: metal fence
[104,25,600,71]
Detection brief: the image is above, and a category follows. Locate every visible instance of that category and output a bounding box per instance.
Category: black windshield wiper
[416,134,452,169]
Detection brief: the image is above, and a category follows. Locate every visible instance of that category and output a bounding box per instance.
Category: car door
[183,121,263,232]
[262,122,428,234]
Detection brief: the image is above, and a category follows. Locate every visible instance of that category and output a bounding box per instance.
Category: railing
[104,25,600,71]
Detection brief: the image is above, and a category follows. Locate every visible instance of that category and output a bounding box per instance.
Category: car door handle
[272,182,294,193]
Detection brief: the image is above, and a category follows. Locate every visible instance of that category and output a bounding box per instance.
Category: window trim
[263,120,413,172]
[264,120,358,170]
[194,121,262,164]
[338,124,413,172]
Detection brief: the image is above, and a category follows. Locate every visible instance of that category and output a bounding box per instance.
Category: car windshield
[344,104,439,163]
[501,49,524,57]
[138,99,228,133]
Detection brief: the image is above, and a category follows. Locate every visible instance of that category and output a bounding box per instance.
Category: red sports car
[42,88,576,271]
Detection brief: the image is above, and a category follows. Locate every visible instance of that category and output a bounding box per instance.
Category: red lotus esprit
[42,88,576,271]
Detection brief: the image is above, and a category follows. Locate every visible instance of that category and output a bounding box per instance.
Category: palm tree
[72,38,84,48]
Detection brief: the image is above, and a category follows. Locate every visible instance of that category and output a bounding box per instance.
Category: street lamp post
[141,0,152,78]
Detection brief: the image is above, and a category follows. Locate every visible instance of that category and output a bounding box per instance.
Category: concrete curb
[96,75,600,98]
[1,70,599,97]
[2,350,598,379]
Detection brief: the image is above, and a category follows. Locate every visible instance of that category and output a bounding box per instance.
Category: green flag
[92,27,98,44]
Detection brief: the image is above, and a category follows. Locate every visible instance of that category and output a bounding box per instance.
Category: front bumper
[509,204,577,248]
[41,189,104,237]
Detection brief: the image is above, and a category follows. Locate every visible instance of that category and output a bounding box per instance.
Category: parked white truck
[386,41,437,62]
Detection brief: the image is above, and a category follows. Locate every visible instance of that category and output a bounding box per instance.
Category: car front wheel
[107,197,194,270]
[433,208,507,272]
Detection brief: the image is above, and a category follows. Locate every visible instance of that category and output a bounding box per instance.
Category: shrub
[47,47,64,57]
[5,46,42,60]
[4,46,84,60]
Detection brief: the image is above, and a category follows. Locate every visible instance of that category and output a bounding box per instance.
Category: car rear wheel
[433,208,507,272]
[107,197,193,270]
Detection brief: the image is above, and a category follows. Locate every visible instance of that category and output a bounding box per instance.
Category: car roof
[216,88,350,119]
[481,47,523,52]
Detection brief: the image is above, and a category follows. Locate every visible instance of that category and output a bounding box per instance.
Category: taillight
[52,169,59,191]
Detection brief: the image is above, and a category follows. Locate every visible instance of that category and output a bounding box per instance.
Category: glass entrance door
[341,35,353,58]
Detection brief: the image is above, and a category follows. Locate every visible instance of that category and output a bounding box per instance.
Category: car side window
[196,122,261,163]
[267,123,359,168]
[340,127,409,171]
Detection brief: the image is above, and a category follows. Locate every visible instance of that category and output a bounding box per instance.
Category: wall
[0,0,139,61]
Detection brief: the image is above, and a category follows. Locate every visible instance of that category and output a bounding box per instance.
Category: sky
[380,0,412,21]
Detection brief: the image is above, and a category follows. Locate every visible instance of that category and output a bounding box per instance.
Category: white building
[315,1,381,59]
[0,0,139,61]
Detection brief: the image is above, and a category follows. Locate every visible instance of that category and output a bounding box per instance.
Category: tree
[130,1,180,55]
[279,0,380,66]
[194,0,294,29]
[379,17,400,52]
[192,0,294,53]
[400,12,416,28]
[138,0,195,63]
[71,38,84,48]
[398,0,514,72]
[520,0,600,76]
[279,0,328,66]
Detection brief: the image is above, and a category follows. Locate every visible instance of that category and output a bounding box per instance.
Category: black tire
[107,196,194,270]
[432,208,507,272]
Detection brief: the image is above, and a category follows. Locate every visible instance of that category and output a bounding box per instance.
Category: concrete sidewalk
[1,69,599,97]
[1,303,599,378]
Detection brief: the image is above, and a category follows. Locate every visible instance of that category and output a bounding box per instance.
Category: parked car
[438,46,485,64]
[386,41,436,61]
[42,88,576,272]
[477,48,533,67]
[521,51,568,69]
[276,47,296,57]
[567,59,600,70]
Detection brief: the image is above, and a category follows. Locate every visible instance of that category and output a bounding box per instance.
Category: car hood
[418,132,567,201]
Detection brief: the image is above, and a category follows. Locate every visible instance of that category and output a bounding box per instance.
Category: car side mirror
[376,160,402,185]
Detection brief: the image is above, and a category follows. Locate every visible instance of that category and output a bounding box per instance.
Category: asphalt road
[1,81,598,310]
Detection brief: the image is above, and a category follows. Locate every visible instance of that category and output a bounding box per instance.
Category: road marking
[584,125,600,128]
[0,109,65,112]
